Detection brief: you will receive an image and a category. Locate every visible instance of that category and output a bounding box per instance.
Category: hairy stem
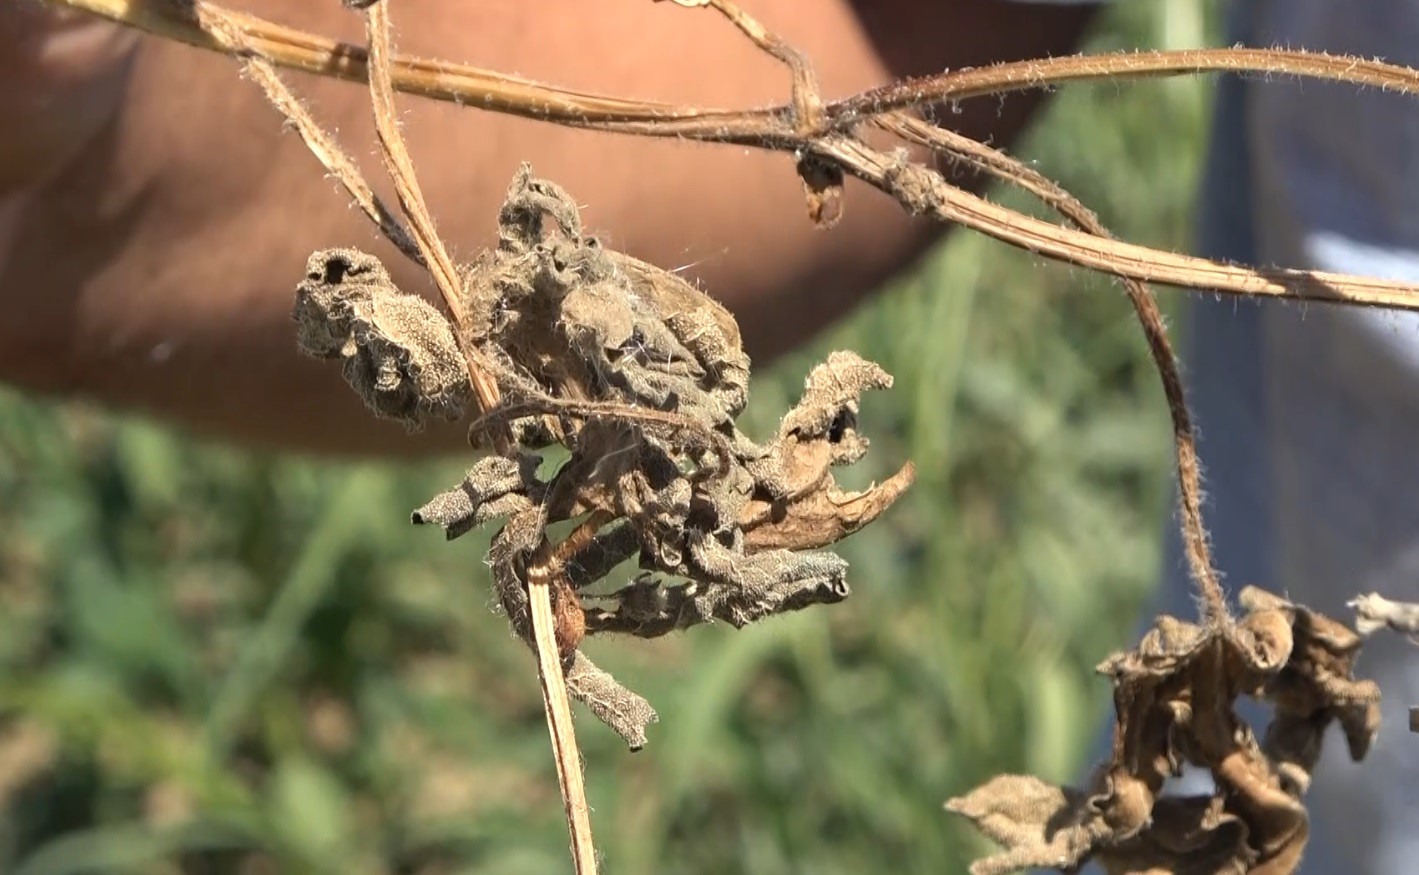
[527,561,599,875]
[53,2,1419,136]
[365,2,597,866]
[833,48,1419,124]
[47,0,1419,316]
[361,2,504,416]
[811,134,1419,310]
[879,113,1226,623]
[188,4,423,264]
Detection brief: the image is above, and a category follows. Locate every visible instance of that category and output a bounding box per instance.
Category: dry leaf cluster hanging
[947,587,1388,875]
[294,164,914,748]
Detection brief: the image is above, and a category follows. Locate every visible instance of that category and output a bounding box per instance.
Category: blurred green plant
[0,3,1215,873]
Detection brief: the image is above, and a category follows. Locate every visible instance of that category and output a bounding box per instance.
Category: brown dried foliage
[300,168,913,750]
[947,587,1384,875]
[47,0,1419,872]
[215,1,911,868]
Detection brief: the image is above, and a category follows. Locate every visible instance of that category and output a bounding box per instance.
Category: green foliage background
[0,4,1218,873]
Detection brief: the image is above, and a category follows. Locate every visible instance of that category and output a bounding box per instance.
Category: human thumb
[0,1,138,196]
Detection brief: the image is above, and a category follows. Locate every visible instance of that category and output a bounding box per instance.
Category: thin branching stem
[363,4,597,869]
[809,133,1419,309]
[53,1,1419,135]
[527,554,599,875]
[360,2,505,418]
[879,112,1225,621]
[188,3,423,263]
[832,48,1419,124]
[674,0,823,132]
[46,0,1419,315]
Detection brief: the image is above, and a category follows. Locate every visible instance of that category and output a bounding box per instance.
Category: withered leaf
[1102,794,1252,875]
[740,462,914,552]
[294,248,471,431]
[945,774,1113,875]
[952,586,1385,875]
[1241,587,1380,763]
[1349,591,1419,637]
[298,166,909,749]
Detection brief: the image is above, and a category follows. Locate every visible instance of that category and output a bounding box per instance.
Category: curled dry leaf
[295,164,911,749]
[1349,592,1419,733]
[947,586,1382,875]
[295,248,473,430]
[1349,592,1419,637]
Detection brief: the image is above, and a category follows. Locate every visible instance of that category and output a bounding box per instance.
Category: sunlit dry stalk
[184,3,422,264]
[831,48,1419,123]
[360,1,505,419]
[526,552,598,875]
[661,0,823,133]
[45,0,1419,314]
[808,131,1419,307]
[358,4,596,870]
[361,3,461,323]
[52,1,1419,133]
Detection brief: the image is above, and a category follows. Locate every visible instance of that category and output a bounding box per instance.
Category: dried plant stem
[187,4,422,263]
[55,0,724,127]
[361,2,504,418]
[53,1,1419,134]
[673,0,823,132]
[554,511,616,564]
[527,560,598,875]
[809,132,1419,308]
[362,2,459,315]
[833,48,1419,122]
[880,113,1225,620]
[363,2,596,867]
[47,0,1419,315]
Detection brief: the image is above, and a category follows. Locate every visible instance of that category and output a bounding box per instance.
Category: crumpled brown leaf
[947,586,1383,875]
[740,351,914,551]
[299,164,911,749]
[294,248,471,430]
[945,774,1114,875]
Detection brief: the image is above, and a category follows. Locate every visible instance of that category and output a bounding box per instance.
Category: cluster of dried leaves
[293,164,912,749]
[47,0,1419,872]
[947,587,1385,874]
[190,1,911,869]
[944,590,1419,875]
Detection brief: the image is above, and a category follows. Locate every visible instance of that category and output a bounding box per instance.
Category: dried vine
[43,0,1419,872]
[877,112,1224,623]
[52,0,1419,309]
